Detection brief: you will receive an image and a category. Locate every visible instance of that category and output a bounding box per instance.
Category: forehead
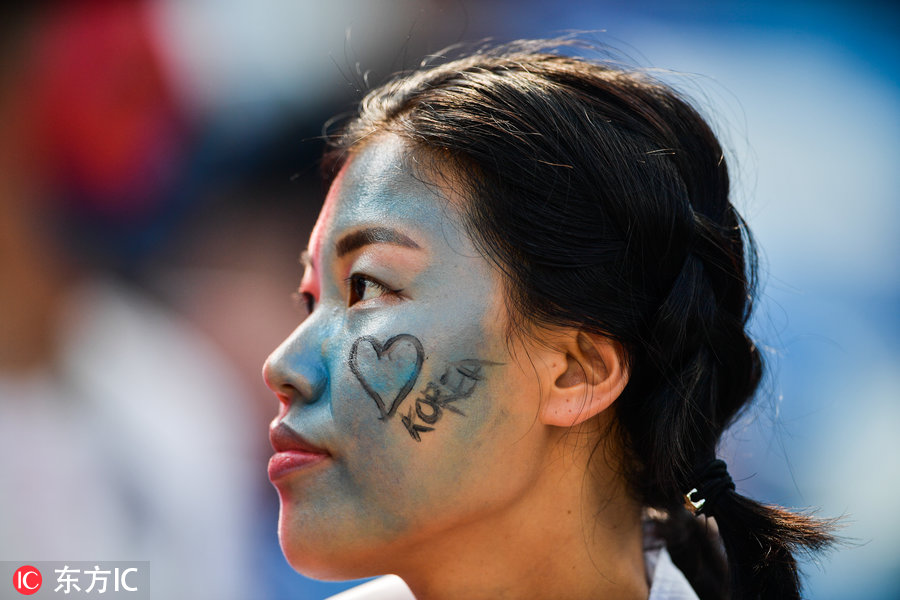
[311,136,458,257]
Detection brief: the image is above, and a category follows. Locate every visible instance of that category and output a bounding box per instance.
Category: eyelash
[346,273,402,307]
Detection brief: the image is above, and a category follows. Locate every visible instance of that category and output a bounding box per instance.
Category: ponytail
[679,458,836,599]
[712,491,835,599]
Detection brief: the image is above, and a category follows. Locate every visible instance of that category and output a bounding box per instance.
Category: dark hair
[323,40,835,600]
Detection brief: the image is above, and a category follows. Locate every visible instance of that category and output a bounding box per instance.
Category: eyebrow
[335,227,421,258]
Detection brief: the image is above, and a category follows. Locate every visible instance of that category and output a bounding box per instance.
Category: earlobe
[539,331,629,428]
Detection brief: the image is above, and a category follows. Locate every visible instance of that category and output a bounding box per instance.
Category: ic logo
[13,565,42,595]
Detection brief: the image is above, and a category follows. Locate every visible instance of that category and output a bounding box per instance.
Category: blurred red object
[28,0,185,220]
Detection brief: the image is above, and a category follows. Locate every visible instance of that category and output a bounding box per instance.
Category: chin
[277,507,393,582]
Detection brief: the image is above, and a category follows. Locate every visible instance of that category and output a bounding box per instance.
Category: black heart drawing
[349,334,424,419]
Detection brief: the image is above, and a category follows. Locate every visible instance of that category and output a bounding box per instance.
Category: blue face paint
[348,333,424,420]
[264,135,549,579]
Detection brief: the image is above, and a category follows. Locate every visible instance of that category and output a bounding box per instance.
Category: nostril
[274,391,292,420]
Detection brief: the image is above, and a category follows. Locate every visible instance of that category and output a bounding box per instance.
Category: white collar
[645,544,700,600]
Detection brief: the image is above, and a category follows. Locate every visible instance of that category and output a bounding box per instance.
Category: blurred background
[0,1,896,598]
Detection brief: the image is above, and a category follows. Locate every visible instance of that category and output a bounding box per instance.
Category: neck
[394,421,649,600]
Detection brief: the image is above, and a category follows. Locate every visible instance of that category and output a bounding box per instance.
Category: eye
[291,290,316,316]
[347,274,400,307]
[302,291,316,313]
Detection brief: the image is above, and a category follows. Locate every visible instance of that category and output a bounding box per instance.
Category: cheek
[333,314,495,448]
[328,322,538,514]
[330,360,545,559]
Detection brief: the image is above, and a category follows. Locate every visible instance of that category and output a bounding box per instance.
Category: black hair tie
[684,458,735,515]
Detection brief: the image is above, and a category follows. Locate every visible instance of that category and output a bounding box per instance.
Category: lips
[268,422,330,481]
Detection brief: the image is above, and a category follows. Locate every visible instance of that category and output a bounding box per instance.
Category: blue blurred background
[0,1,896,598]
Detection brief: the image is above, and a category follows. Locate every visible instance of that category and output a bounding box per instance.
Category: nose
[262,324,327,407]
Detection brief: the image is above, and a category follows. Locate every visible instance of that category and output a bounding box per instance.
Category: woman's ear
[538,330,629,428]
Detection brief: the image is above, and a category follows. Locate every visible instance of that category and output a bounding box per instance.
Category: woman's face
[264,135,550,578]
